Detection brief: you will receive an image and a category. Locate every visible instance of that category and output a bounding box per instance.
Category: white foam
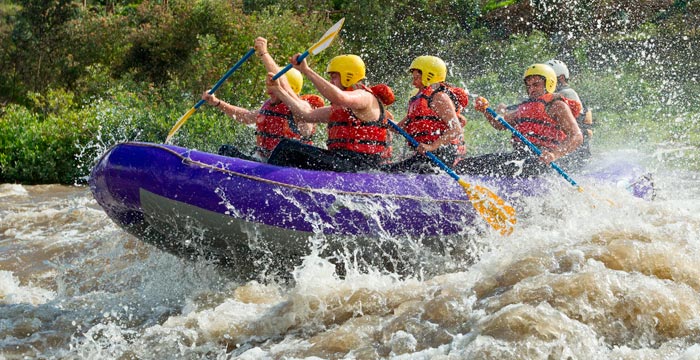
[0,184,28,198]
[0,271,55,305]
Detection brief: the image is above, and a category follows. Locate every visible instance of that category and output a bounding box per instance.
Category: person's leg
[268,139,337,171]
[381,146,456,174]
[455,153,505,176]
[217,145,257,162]
[433,145,458,169]
[331,150,384,172]
[558,144,591,172]
[456,152,547,177]
[380,155,426,173]
[268,140,388,172]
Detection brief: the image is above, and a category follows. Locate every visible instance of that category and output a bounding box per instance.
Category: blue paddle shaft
[387,120,461,182]
[485,107,579,187]
[193,48,256,110]
[272,51,310,80]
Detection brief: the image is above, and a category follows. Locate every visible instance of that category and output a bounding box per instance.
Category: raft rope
[147,143,473,204]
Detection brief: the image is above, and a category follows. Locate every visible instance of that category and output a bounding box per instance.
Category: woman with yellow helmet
[202,37,323,161]
[265,53,396,172]
[384,55,469,173]
[455,63,583,177]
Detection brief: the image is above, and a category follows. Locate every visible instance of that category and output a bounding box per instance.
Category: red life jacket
[513,93,581,151]
[326,86,390,155]
[255,99,312,158]
[435,83,470,114]
[403,83,467,155]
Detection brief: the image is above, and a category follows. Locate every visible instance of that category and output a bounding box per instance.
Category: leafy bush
[1,0,700,184]
[0,90,93,184]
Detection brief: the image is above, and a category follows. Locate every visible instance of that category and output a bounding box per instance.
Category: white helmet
[546,59,570,80]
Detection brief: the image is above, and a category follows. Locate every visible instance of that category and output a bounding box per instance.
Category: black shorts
[267,139,383,173]
[454,150,550,178]
[217,144,259,162]
[382,145,460,174]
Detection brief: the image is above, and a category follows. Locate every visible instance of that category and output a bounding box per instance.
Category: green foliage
[1,0,700,184]
[9,0,77,97]
[0,1,20,101]
[455,30,556,102]
[0,1,336,184]
[0,92,91,184]
[482,0,519,12]
[63,10,133,89]
[336,0,482,84]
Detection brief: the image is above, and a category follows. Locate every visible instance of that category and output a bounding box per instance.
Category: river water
[2,148,700,359]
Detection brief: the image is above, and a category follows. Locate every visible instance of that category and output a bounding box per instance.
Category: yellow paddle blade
[308,18,345,55]
[165,107,196,144]
[458,179,517,236]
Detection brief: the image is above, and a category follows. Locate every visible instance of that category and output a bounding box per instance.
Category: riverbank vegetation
[1,0,698,184]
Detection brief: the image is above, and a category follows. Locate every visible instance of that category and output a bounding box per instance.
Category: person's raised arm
[202,91,257,125]
[255,37,296,95]
[254,37,279,73]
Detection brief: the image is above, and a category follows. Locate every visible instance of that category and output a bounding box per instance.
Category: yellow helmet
[285,68,303,95]
[326,54,365,88]
[523,63,557,93]
[409,55,447,86]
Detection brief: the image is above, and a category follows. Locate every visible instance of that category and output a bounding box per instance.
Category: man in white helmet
[456,63,582,178]
[546,59,593,168]
[546,59,580,102]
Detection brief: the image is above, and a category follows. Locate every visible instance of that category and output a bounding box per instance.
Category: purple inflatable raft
[89,142,654,274]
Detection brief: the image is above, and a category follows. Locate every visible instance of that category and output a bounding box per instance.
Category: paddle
[482,106,583,191]
[271,17,345,80]
[165,48,256,144]
[388,120,516,236]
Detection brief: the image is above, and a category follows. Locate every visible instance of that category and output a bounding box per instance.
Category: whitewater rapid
[1,151,700,359]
